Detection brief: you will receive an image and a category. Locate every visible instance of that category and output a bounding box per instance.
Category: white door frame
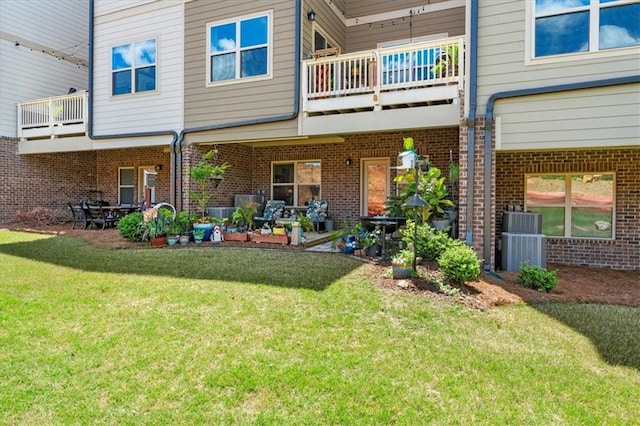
[360,157,390,216]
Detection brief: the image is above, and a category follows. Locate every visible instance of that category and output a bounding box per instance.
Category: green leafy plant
[518,262,559,293]
[431,43,460,77]
[437,244,481,284]
[231,202,259,231]
[388,166,454,222]
[392,249,415,267]
[175,211,196,234]
[298,215,314,232]
[116,212,144,242]
[401,220,463,262]
[188,150,229,217]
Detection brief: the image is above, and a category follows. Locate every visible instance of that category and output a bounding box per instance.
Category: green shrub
[117,212,144,242]
[517,262,558,293]
[437,244,481,284]
[401,220,463,261]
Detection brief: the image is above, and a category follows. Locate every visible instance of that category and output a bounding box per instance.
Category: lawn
[1,230,638,424]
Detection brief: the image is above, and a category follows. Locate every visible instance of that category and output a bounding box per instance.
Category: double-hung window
[119,168,135,205]
[272,161,321,206]
[208,11,271,84]
[112,39,157,96]
[532,0,640,58]
[525,173,615,238]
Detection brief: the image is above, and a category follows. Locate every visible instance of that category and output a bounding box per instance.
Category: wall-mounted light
[155,164,163,171]
[346,157,352,166]
[307,9,316,21]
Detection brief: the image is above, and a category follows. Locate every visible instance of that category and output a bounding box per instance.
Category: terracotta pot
[150,235,166,248]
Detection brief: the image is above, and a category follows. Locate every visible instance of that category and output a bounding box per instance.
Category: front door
[361,158,390,216]
[140,167,157,205]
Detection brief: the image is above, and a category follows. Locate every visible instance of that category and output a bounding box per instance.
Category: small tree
[188,150,229,217]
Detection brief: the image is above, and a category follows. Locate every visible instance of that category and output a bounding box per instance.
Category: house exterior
[2,0,638,271]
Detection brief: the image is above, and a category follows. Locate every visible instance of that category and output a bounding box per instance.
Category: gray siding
[346,6,464,52]
[477,0,640,116]
[495,84,640,150]
[184,0,298,139]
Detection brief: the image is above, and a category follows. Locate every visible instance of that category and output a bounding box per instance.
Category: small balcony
[17,91,88,140]
[302,36,464,120]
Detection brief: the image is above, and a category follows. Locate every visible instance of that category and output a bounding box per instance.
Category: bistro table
[104,205,141,220]
[369,219,399,261]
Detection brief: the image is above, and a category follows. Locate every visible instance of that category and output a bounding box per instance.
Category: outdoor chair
[69,202,90,229]
[85,203,119,230]
[306,199,328,233]
[253,200,285,229]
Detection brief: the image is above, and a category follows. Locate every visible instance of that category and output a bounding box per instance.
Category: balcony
[17,91,88,140]
[301,37,464,135]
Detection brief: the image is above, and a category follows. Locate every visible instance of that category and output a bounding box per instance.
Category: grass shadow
[533,302,640,371]
[0,232,363,291]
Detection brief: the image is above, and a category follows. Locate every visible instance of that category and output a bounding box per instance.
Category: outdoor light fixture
[154,164,163,171]
[402,152,427,272]
[307,9,316,21]
[346,157,352,166]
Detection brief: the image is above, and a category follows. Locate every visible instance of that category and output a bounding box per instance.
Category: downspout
[174,0,302,208]
[88,0,179,203]
[484,74,640,269]
[465,0,479,247]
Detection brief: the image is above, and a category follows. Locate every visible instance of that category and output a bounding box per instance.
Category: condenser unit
[503,211,542,234]
[501,232,547,272]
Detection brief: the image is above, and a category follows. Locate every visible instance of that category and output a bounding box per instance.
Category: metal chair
[253,200,285,229]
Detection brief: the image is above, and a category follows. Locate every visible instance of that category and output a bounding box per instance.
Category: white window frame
[118,167,136,205]
[271,160,322,206]
[206,10,273,87]
[524,172,616,239]
[312,24,340,53]
[525,0,640,65]
[111,38,158,96]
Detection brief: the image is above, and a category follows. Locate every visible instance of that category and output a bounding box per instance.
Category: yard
[1,228,639,424]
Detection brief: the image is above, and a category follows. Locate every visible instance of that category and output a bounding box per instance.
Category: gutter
[483,74,640,270]
[465,0,479,247]
[88,0,179,201]
[88,0,301,210]
[173,0,302,211]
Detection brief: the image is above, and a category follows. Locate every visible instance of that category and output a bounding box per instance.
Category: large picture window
[525,173,615,238]
[112,39,157,95]
[533,0,640,58]
[119,168,135,205]
[272,161,321,206]
[208,11,271,84]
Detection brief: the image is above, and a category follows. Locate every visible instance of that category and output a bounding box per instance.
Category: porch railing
[303,36,463,109]
[17,91,88,138]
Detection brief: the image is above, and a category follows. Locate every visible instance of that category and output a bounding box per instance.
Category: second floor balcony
[17,91,88,140]
[302,36,464,121]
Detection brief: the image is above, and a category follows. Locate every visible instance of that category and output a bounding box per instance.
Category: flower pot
[179,235,189,246]
[167,235,180,246]
[392,265,412,279]
[223,231,248,242]
[431,218,451,231]
[193,223,213,240]
[342,235,356,254]
[367,244,380,257]
[150,235,166,248]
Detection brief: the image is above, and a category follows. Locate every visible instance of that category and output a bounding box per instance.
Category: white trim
[312,23,340,52]
[110,37,158,97]
[271,160,322,205]
[205,10,273,88]
[118,167,135,205]
[346,0,465,27]
[377,33,448,49]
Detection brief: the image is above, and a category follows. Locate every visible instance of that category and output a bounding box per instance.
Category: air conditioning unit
[501,232,546,272]
[205,207,235,219]
[234,194,265,208]
[503,211,542,234]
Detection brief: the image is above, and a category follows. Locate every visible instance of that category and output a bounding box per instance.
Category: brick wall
[97,148,172,206]
[0,137,97,223]
[496,147,640,270]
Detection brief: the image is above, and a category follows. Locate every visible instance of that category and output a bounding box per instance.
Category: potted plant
[193,228,205,244]
[359,227,381,257]
[391,249,415,278]
[143,208,170,247]
[188,149,229,218]
[166,222,182,246]
[226,202,258,241]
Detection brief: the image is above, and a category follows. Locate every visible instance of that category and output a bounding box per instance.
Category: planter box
[223,231,249,242]
[252,234,289,245]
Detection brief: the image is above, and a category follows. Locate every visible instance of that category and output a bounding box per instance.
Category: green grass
[1,230,639,424]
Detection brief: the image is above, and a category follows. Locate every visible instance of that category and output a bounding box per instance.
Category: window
[111,39,157,96]
[208,11,271,84]
[533,0,640,58]
[272,161,321,206]
[525,173,615,238]
[313,27,338,52]
[119,168,135,204]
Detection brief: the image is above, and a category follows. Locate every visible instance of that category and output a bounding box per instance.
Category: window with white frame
[533,0,640,58]
[272,161,321,206]
[525,173,615,238]
[208,11,271,84]
[119,168,135,205]
[111,39,157,95]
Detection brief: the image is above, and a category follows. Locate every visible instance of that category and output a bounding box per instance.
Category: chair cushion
[306,200,328,222]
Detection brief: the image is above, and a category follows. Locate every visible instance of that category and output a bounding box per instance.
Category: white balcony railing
[17,91,88,139]
[302,36,464,114]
